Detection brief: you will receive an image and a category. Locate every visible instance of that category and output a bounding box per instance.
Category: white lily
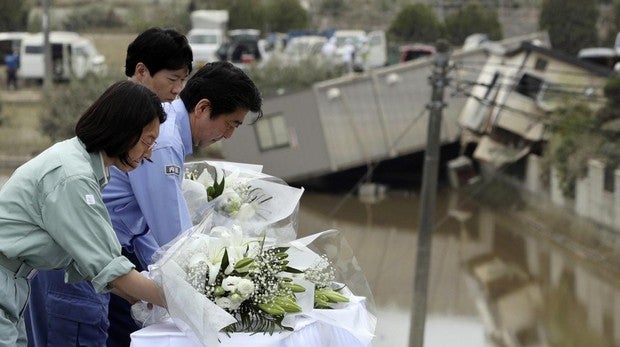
[196,168,215,187]
[202,236,227,285]
[236,202,257,220]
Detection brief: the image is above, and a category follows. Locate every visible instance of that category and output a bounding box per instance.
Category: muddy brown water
[298,186,620,347]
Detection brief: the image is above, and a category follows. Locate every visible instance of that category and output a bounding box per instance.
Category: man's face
[190,99,248,149]
[133,63,189,103]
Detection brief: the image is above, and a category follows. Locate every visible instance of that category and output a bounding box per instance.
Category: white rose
[215,296,233,309]
[236,279,255,297]
[221,276,242,291]
[228,294,243,310]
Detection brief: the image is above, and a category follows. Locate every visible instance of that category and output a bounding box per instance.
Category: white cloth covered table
[130,295,375,347]
[130,317,371,347]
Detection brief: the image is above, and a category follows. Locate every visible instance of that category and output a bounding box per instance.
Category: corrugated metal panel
[313,48,488,172]
[222,47,489,180]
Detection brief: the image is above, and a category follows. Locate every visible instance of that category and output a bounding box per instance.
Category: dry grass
[86,33,139,78]
[0,100,50,158]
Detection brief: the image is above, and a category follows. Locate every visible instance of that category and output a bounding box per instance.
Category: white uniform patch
[84,194,96,205]
[165,165,181,176]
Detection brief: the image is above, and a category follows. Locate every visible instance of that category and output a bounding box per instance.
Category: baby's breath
[304,255,336,289]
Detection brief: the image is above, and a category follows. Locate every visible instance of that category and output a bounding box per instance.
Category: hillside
[26,0,541,39]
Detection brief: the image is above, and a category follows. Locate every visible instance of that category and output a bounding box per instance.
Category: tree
[207,0,264,30]
[0,0,28,31]
[545,76,620,198]
[263,0,309,32]
[444,3,503,46]
[40,74,120,142]
[318,0,347,17]
[539,0,598,55]
[387,4,444,44]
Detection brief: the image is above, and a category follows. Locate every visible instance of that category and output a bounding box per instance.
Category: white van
[19,31,107,82]
[331,29,387,70]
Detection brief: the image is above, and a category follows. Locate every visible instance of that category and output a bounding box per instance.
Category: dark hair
[125,27,193,77]
[75,81,166,166]
[179,61,263,121]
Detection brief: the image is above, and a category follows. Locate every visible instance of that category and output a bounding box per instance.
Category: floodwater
[297,184,620,347]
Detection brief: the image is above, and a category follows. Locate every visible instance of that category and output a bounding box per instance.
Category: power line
[453,72,608,94]
[455,59,615,78]
[450,78,609,104]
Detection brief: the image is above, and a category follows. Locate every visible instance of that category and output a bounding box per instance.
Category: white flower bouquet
[133,161,375,346]
[182,160,304,242]
[135,219,375,346]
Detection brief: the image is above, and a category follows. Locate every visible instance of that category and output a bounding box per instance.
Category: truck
[19,31,107,82]
[187,10,229,69]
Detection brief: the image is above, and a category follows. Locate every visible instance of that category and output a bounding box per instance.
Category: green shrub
[444,3,503,46]
[388,4,444,44]
[62,4,124,31]
[245,57,346,97]
[545,103,607,198]
[40,74,120,142]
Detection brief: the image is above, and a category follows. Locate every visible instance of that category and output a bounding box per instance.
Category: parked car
[399,44,435,63]
[217,29,262,66]
[282,35,327,61]
[462,33,489,51]
[577,47,620,71]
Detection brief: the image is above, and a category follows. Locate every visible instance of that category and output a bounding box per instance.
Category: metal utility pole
[42,0,53,89]
[409,39,450,347]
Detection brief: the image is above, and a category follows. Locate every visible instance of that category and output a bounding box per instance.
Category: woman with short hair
[0,80,168,347]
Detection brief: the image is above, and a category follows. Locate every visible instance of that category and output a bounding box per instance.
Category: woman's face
[115,118,160,172]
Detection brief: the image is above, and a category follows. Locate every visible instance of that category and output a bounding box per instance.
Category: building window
[255,112,290,151]
[534,58,548,71]
[515,73,544,99]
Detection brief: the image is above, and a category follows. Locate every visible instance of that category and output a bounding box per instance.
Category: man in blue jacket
[103,60,263,346]
[25,27,194,347]
[5,50,19,90]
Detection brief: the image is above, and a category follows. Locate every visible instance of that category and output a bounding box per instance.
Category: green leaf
[283,266,304,274]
